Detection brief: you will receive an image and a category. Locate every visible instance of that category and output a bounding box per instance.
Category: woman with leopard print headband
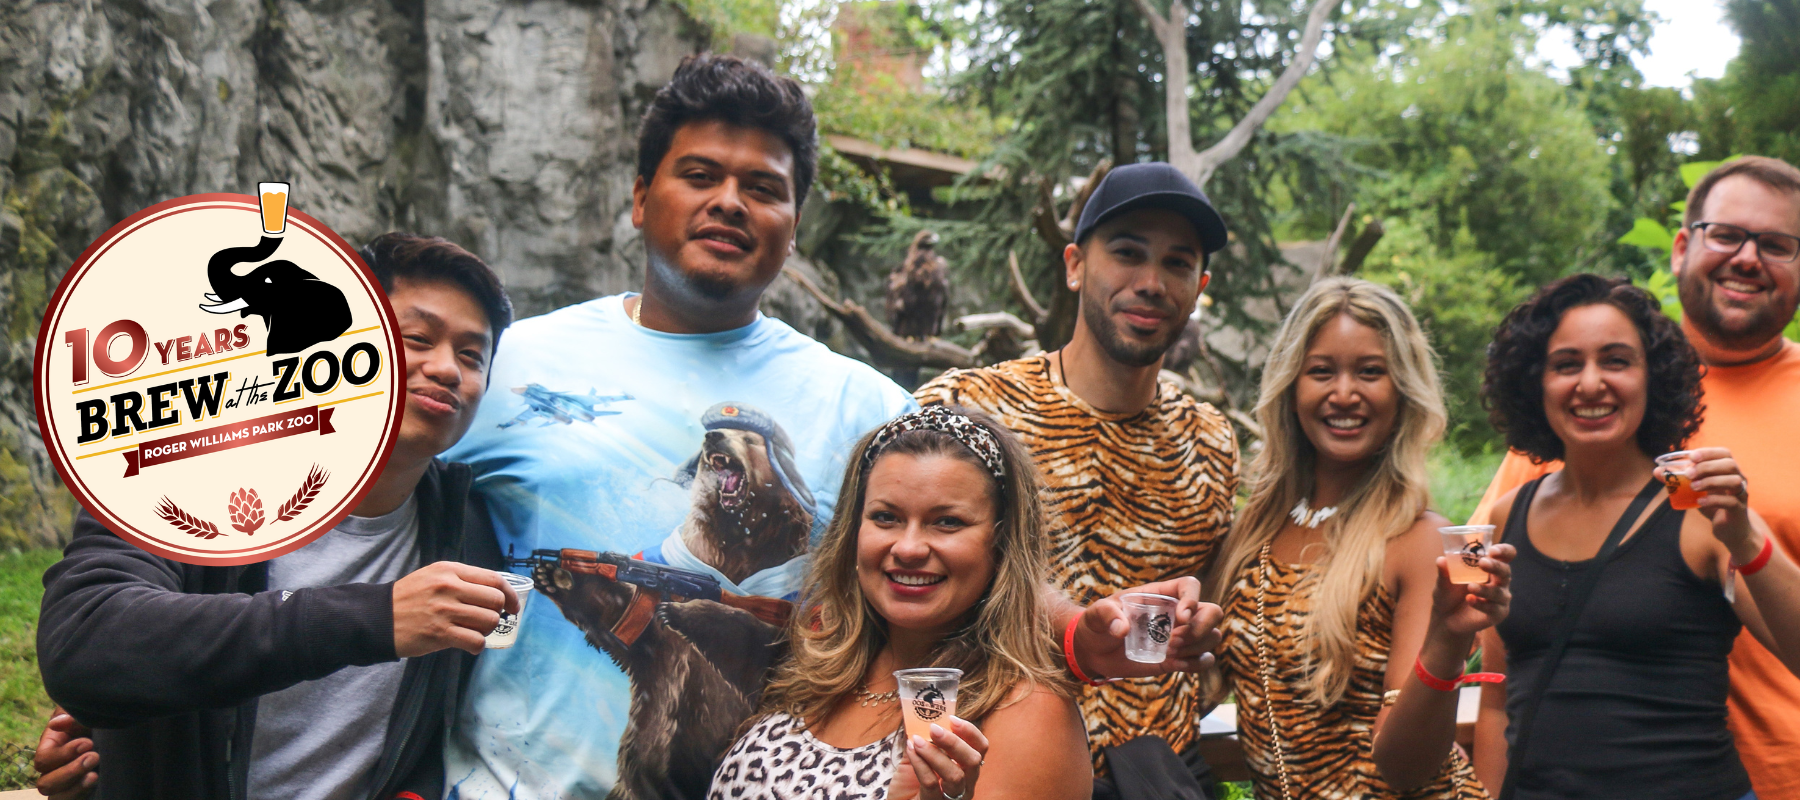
[710,405,1089,800]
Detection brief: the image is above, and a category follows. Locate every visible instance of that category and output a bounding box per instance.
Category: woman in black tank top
[1474,276,1800,800]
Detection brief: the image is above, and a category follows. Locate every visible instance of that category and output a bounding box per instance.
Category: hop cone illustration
[228,488,265,535]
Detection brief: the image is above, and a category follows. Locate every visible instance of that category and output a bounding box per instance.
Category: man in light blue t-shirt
[439,54,916,800]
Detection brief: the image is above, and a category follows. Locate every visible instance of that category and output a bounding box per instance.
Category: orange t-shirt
[1468,340,1800,798]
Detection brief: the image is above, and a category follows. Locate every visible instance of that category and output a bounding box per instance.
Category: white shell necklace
[1289,498,1338,528]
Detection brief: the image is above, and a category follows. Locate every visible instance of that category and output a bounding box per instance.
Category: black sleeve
[461,490,504,570]
[37,509,398,729]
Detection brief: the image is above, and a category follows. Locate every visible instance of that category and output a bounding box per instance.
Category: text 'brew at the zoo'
[67,316,381,444]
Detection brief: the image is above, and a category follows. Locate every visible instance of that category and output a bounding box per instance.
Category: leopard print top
[709,713,900,800]
[916,355,1239,771]
[1219,556,1488,800]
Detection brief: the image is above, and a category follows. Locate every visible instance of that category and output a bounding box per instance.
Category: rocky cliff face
[0,0,825,548]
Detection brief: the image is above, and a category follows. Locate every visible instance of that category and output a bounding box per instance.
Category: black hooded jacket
[37,459,502,800]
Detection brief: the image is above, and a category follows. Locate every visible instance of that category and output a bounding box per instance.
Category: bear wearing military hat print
[671,401,815,584]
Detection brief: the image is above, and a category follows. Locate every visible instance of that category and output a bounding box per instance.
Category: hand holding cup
[392,561,521,657]
[897,715,989,800]
[1074,575,1223,679]
[1653,447,1753,536]
[1432,538,1515,637]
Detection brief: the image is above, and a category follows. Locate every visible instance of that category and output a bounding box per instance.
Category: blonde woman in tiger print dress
[1210,278,1516,800]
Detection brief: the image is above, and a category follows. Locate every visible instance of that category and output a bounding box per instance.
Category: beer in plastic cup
[894,668,962,741]
[259,182,289,235]
[485,572,534,649]
[1655,451,1703,510]
[1439,525,1495,585]
[1122,592,1178,664]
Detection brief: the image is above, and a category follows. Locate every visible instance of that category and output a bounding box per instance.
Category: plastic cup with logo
[485,572,534,649]
[1122,592,1179,664]
[894,668,962,740]
[1655,451,1704,510]
[258,182,289,235]
[1439,525,1496,585]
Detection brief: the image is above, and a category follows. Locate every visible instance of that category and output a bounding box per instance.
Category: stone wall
[0,0,747,548]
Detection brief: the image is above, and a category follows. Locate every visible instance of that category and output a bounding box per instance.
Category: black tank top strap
[1499,475,1548,553]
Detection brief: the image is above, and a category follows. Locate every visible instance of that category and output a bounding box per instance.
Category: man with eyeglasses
[1468,155,1800,797]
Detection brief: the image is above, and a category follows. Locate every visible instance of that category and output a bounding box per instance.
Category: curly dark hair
[359,232,514,353]
[636,54,818,210]
[1482,274,1704,462]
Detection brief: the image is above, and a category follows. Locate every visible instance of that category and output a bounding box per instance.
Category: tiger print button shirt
[916,354,1238,772]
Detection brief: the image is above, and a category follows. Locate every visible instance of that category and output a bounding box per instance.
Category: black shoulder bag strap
[1498,476,1669,800]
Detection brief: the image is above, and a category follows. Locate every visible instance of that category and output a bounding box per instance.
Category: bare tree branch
[1187,0,1337,187]
[1033,177,1072,251]
[1128,0,1170,36]
[783,267,979,370]
[1338,218,1385,275]
[1129,0,1196,173]
[1314,202,1355,282]
[1061,160,1113,233]
[1133,0,1336,189]
[1006,250,1048,323]
[1226,407,1266,443]
[956,311,1036,339]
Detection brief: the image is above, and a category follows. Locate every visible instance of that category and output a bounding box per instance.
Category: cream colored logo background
[38,198,400,564]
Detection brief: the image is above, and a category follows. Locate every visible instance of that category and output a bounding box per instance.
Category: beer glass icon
[259,182,290,235]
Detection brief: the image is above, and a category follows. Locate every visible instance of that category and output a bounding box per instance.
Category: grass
[0,549,58,753]
[1217,781,1253,799]
[1429,444,1505,525]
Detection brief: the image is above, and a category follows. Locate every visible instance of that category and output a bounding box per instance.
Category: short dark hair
[1683,155,1800,229]
[636,54,818,210]
[1482,274,1704,462]
[359,232,514,351]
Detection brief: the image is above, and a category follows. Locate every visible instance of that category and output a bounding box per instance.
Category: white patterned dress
[709,712,901,800]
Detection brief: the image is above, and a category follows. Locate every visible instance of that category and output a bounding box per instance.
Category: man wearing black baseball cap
[918,161,1237,795]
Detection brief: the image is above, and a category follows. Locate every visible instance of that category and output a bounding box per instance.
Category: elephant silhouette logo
[198,236,352,356]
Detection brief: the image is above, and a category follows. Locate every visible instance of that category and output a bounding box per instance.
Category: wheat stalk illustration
[228,488,265,535]
[155,497,224,540]
[276,465,329,523]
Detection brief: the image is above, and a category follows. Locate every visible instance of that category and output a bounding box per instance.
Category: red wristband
[1413,659,1460,691]
[1413,659,1504,692]
[1732,536,1774,577]
[1064,615,1106,686]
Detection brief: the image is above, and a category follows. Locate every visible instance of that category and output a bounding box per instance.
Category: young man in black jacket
[34,233,517,800]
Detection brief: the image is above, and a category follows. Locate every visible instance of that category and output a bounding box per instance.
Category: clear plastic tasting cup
[894,667,963,740]
[1439,525,1496,585]
[484,572,535,649]
[1122,592,1179,664]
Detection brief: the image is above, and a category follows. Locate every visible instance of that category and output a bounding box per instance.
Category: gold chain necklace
[1255,542,1296,800]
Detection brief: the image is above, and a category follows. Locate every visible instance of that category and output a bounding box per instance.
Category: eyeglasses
[1690,222,1800,264]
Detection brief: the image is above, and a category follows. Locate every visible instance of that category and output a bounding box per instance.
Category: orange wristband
[1064,615,1106,686]
[1732,536,1774,577]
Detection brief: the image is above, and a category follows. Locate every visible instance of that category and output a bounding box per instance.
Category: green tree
[1693,0,1800,164]
[1277,9,1618,446]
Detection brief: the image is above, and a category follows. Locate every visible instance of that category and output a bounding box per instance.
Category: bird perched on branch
[885,230,950,340]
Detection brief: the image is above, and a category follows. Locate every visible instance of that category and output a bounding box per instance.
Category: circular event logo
[33,185,402,565]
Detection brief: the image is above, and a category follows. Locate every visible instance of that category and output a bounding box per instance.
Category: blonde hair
[758,407,1073,726]
[1208,277,1446,706]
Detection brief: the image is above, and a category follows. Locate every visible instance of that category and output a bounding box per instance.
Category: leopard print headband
[862,406,1007,481]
